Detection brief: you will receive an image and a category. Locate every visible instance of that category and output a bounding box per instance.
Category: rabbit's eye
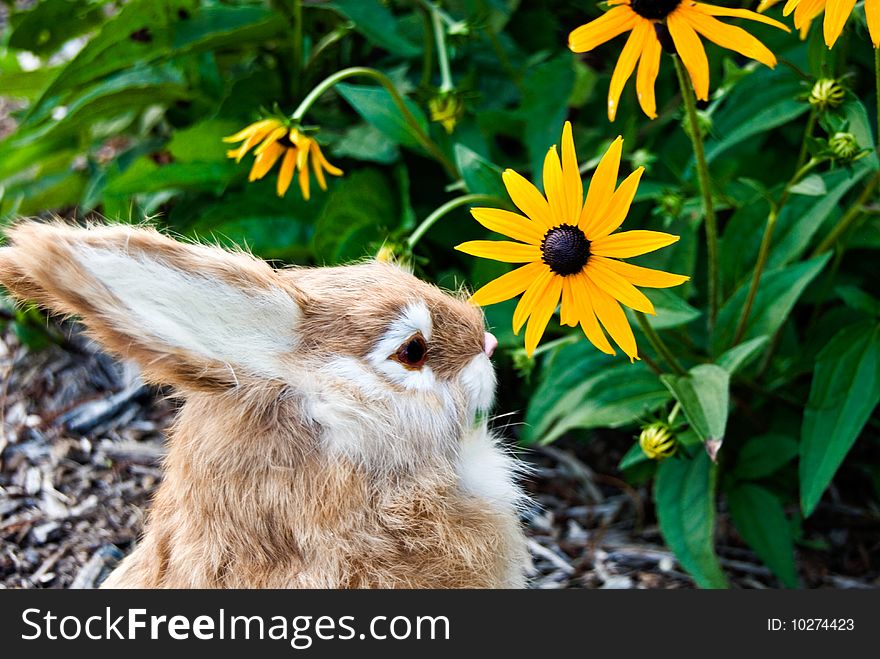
[393,335,428,369]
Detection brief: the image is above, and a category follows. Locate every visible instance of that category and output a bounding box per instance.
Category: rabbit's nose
[483,332,498,358]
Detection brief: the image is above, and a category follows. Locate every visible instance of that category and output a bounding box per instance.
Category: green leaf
[332,124,400,165]
[619,442,649,471]
[715,335,769,375]
[788,174,826,196]
[168,119,241,163]
[526,359,671,444]
[312,169,397,264]
[520,53,575,176]
[634,289,701,330]
[329,0,420,57]
[836,285,880,317]
[336,83,430,151]
[454,144,507,199]
[727,484,799,588]
[8,0,104,56]
[734,433,798,480]
[0,67,60,100]
[714,254,831,353]
[800,321,880,516]
[170,4,286,53]
[706,68,808,163]
[655,451,728,588]
[661,365,730,444]
[104,160,237,195]
[768,166,871,269]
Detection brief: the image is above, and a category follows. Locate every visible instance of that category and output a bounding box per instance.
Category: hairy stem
[408,194,502,248]
[635,311,687,376]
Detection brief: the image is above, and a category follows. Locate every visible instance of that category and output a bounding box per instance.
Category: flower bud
[808,78,845,112]
[639,422,677,461]
[828,131,860,162]
[428,91,465,134]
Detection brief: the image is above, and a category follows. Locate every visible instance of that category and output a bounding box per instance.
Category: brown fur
[0,220,528,588]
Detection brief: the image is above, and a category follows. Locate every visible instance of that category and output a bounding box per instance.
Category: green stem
[795,110,817,172]
[875,47,880,147]
[732,158,822,346]
[407,194,502,248]
[430,2,454,92]
[674,56,718,334]
[811,173,880,258]
[635,311,687,376]
[418,6,435,88]
[291,67,458,178]
[305,24,351,72]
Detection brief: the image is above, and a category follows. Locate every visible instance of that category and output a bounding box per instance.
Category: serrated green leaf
[655,451,728,588]
[801,321,880,516]
[661,364,730,444]
[727,483,799,587]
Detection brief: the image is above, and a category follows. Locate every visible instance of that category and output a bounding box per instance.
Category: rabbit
[0,220,530,588]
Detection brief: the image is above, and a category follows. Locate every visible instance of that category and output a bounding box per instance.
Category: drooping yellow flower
[767,0,880,48]
[224,120,343,199]
[568,1,789,121]
[456,122,689,359]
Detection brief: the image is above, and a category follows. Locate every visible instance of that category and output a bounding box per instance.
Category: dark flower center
[541,225,591,276]
[630,0,682,20]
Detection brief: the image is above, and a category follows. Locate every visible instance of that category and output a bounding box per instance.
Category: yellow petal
[222,119,281,143]
[585,167,644,241]
[636,32,662,120]
[683,6,778,68]
[823,0,856,48]
[693,2,791,31]
[470,208,545,245]
[560,277,577,327]
[502,169,554,229]
[513,266,555,333]
[296,140,311,200]
[608,18,651,122]
[570,272,616,355]
[560,121,584,223]
[276,147,297,197]
[248,142,284,181]
[229,124,279,163]
[311,143,328,191]
[591,256,690,288]
[254,126,289,155]
[568,5,639,52]
[313,142,344,176]
[524,275,563,357]
[469,261,547,306]
[579,136,623,233]
[591,230,680,258]
[543,145,568,226]
[455,240,542,263]
[791,0,826,30]
[668,9,711,101]
[585,260,655,314]
[584,277,639,361]
[867,0,880,47]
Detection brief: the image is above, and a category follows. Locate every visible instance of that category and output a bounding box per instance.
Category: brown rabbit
[0,220,530,588]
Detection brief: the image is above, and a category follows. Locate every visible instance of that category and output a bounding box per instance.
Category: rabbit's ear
[0,221,306,391]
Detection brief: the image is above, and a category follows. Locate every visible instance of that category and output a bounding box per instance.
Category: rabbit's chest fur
[103,394,528,589]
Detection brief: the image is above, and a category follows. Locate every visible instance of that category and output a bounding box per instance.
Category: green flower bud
[808,78,846,112]
[828,131,861,162]
[639,422,677,461]
[428,91,465,135]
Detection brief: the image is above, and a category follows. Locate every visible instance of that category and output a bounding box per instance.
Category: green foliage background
[1,0,879,588]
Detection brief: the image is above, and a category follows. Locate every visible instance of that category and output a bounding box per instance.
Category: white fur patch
[458,353,496,415]
[80,247,300,380]
[457,424,526,512]
[367,301,435,391]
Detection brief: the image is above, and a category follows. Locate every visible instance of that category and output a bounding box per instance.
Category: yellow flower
[757,0,812,39]
[223,119,343,199]
[639,422,678,460]
[429,91,465,134]
[773,0,880,48]
[456,122,689,360]
[568,1,789,121]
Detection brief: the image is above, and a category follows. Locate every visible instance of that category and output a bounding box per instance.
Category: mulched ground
[0,321,878,589]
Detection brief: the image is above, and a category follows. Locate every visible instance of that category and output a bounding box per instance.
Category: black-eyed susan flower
[224,120,343,199]
[770,0,879,47]
[456,122,689,359]
[568,1,789,121]
[639,421,678,460]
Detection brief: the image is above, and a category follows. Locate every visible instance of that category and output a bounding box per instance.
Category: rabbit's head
[0,221,498,470]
